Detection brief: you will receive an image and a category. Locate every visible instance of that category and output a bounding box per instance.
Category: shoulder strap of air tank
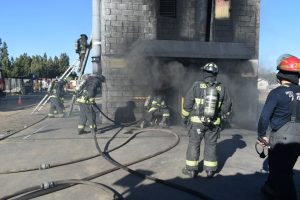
[199,81,207,89]
[291,92,297,122]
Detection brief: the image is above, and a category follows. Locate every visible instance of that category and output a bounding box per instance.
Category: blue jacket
[257,83,300,137]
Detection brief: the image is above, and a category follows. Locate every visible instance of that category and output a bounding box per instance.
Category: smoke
[216,60,259,130]
[126,45,187,94]
[124,41,260,129]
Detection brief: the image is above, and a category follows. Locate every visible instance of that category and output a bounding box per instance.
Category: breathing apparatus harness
[199,81,220,125]
[75,79,87,98]
[48,79,64,98]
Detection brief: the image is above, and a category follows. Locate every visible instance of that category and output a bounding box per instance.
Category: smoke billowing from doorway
[126,54,186,94]
[125,42,259,129]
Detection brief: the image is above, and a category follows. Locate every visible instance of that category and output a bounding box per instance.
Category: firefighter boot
[48,113,55,118]
[182,167,198,178]
[56,113,65,118]
[140,120,150,129]
[78,128,85,135]
[140,120,145,129]
[159,117,168,128]
[206,170,216,178]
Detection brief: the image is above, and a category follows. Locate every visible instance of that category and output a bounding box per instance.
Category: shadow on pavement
[217,134,247,171]
[113,169,300,200]
[197,134,247,172]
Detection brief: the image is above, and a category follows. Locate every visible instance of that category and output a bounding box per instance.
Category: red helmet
[277,54,300,72]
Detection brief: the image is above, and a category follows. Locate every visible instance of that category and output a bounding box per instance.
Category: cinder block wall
[101,0,157,120]
[157,0,208,41]
[101,0,260,127]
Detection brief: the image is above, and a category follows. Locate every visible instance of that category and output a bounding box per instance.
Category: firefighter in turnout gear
[75,34,89,72]
[181,62,232,178]
[141,91,170,128]
[257,54,300,200]
[48,78,66,118]
[76,74,105,135]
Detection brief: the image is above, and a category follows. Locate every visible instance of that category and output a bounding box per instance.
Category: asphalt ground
[0,95,299,200]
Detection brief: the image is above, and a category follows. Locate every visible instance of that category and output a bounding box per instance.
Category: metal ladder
[31,40,92,115]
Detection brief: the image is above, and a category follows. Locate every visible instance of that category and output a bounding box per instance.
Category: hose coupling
[40,181,55,189]
[39,163,50,170]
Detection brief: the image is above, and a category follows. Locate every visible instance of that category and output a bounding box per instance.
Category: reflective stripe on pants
[78,103,97,132]
[186,124,219,171]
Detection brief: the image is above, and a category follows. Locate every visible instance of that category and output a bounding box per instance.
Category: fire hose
[0,104,164,174]
[1,103,214,199]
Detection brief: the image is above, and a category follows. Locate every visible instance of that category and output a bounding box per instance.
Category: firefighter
[181,62,232,178]
[257,54,300,200]
[140,90,170,128]
[48,78,66,118]
[76,73,105,135]
[75,34,89,72]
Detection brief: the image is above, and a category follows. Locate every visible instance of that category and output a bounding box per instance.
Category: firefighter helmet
[203,62,219,74]
[276,54,300,72]
[80,34,88,39]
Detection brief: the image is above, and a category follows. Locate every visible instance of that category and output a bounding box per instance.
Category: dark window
[159,0,176,18]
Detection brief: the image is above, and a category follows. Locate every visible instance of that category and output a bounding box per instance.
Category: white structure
[258,78,269,90]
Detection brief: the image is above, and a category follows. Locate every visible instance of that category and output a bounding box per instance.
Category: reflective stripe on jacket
[76,96,95,104]
[182,81,231,126]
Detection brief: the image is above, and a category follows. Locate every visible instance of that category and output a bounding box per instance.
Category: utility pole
[92,0,102,75]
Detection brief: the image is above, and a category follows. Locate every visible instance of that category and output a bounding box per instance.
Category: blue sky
[0,1,299,73]
[0,0,93,72]
[259,0,300,72]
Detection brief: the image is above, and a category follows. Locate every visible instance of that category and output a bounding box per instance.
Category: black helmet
[80,34,88,39]
[89,73,106,82]
[203,62,219,74]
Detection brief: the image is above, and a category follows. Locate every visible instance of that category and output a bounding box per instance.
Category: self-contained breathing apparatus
[48,79,64,97]
[203,84,219,122]
[75,79,87,99]
[76,74,105,101]
[75,34,88,54]
[199,82,220,125]
[75,39,81,54]
[199,62,220,125]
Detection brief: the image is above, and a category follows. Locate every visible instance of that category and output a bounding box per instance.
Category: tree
[46,57,58,78]
[0,39,70,79]
[45,53,70,78]
[31,55,46,78]
[11,53,32,78]
[0,41,12,77]
[58,53,69,74]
